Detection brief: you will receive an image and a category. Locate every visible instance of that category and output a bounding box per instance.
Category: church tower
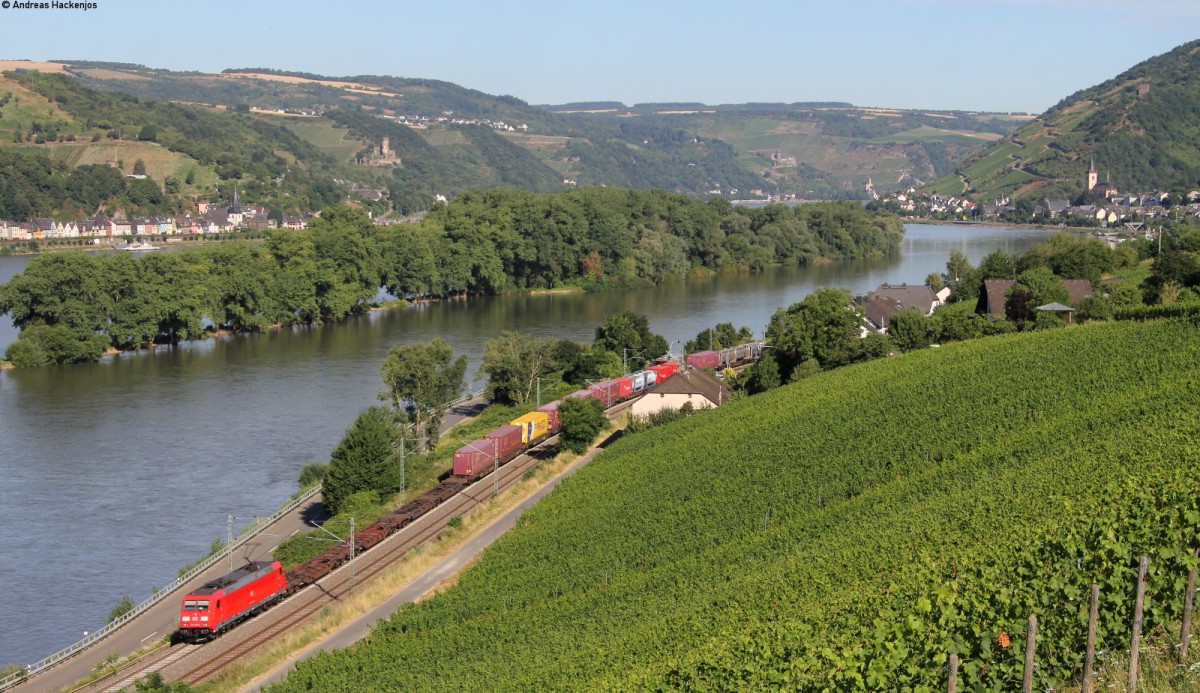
[1087,158,1098,192]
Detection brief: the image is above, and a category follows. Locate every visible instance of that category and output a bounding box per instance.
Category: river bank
[0,224,1063,667]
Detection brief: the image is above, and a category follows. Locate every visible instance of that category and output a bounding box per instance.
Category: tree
[478,331,559,406]
[764,288,863,376]
[888,310,934,352]
[1005,267,1070,324]
[978,250,1015,280]
[685,322,754,353]
[1144,249,1200,304]
[4,324,108,366]
[594,311,668,370]
[925,272,944,292]
[380,339,466,449]
[297,462,328,489]
[323,406,401,514]
[744,349,781,394]
[943,250,981,303]
[562,344,624,385]
[137,125,156,142]
[132,159,147,176]
[557,396,607,454]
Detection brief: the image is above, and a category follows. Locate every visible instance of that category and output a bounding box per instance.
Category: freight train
[177,345,760,640]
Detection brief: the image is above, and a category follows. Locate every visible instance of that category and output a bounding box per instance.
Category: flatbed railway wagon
[178,560,286,642]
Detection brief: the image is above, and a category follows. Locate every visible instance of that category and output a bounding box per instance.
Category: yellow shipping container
[510,411,549,445]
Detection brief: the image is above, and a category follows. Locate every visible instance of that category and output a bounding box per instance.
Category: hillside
[562,105,1026,199]
[926,39,1200,201]
[0,60,1026,210]
[267,319,1200,691]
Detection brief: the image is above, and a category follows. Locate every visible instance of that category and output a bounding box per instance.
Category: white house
[628,367,731,418]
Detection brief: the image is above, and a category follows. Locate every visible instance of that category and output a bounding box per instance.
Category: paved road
[12,395,487,693]
[244,430,621,692]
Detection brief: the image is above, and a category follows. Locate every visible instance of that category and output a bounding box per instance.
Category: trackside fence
[0,484,323,692]
[1,389,486,691]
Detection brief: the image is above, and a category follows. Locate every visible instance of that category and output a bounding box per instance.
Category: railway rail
[74,403,630,690]
[173,428,585,685]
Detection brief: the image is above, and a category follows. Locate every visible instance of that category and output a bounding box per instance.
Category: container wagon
[510,411,550,445]
[686,351,720,370]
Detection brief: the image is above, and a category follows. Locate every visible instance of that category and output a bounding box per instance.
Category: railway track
[69,643,199,693]
[78,400,633,690]
[170,410,621,686]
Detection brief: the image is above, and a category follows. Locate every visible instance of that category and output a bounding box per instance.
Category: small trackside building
[628,366,731,418]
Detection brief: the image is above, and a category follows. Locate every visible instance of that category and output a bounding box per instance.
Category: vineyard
[267,319,1200,692]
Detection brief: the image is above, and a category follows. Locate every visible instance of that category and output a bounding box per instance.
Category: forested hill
[926,39,1200,201]
[265,318,1200,691]
[0,60,1027,210]
[0,192,903,365]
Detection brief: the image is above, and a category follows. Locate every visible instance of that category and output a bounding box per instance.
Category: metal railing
[0,484,324,692]
[0,390,486,691]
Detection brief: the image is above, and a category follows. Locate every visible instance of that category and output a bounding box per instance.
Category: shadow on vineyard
[267,319,1200,692]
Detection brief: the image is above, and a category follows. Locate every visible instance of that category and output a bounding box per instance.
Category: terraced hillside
[268,318,1200,691]
[926,39,1200,201]
[10,61,1026,202]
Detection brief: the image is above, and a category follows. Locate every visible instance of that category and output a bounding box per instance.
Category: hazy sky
[1,0,1196,113]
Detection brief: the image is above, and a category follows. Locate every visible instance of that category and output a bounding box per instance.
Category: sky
[0,0,1196,114]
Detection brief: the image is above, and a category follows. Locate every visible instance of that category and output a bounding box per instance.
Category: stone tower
[1087,157,1098,192]
[381,137,390,157]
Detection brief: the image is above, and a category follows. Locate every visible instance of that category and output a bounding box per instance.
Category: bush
[297,462,328,489]
[107,595,135,624]
[557,397,608,454]
[626,402,695,434]
[4,324,108,367]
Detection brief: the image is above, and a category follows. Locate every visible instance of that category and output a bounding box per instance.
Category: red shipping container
[568,389,592,400]
[453,438,496,477]
[614,377,634,399]
[687,351,720,369]
[537,400,562,433]
[589,379,621,406]
[485,424,524,462]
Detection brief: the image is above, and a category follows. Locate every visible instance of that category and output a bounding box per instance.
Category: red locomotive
[178,560,286,642]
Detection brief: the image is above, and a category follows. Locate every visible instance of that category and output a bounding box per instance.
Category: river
[0,223,1057,666]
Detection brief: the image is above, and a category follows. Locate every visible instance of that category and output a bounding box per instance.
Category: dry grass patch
[199,445,604,693]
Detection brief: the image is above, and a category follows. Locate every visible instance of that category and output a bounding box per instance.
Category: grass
[262,319,1200,691]
[196,436,609,693]
[40,140,215,189]
[871,125,999,145]
[274,117,364,163]
[272,377,579,570]
[1086,628,1200,692]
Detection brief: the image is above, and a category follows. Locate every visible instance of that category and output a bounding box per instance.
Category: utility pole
[348,517,355,594]
[227,514,235,572]
[493,437,499,497]
[536,377,541,409]
[397,438,407,495]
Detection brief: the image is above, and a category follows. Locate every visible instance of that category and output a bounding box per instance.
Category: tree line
[0,191,904,366]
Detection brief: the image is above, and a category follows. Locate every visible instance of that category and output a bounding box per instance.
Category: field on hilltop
[269,318,1200,691]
